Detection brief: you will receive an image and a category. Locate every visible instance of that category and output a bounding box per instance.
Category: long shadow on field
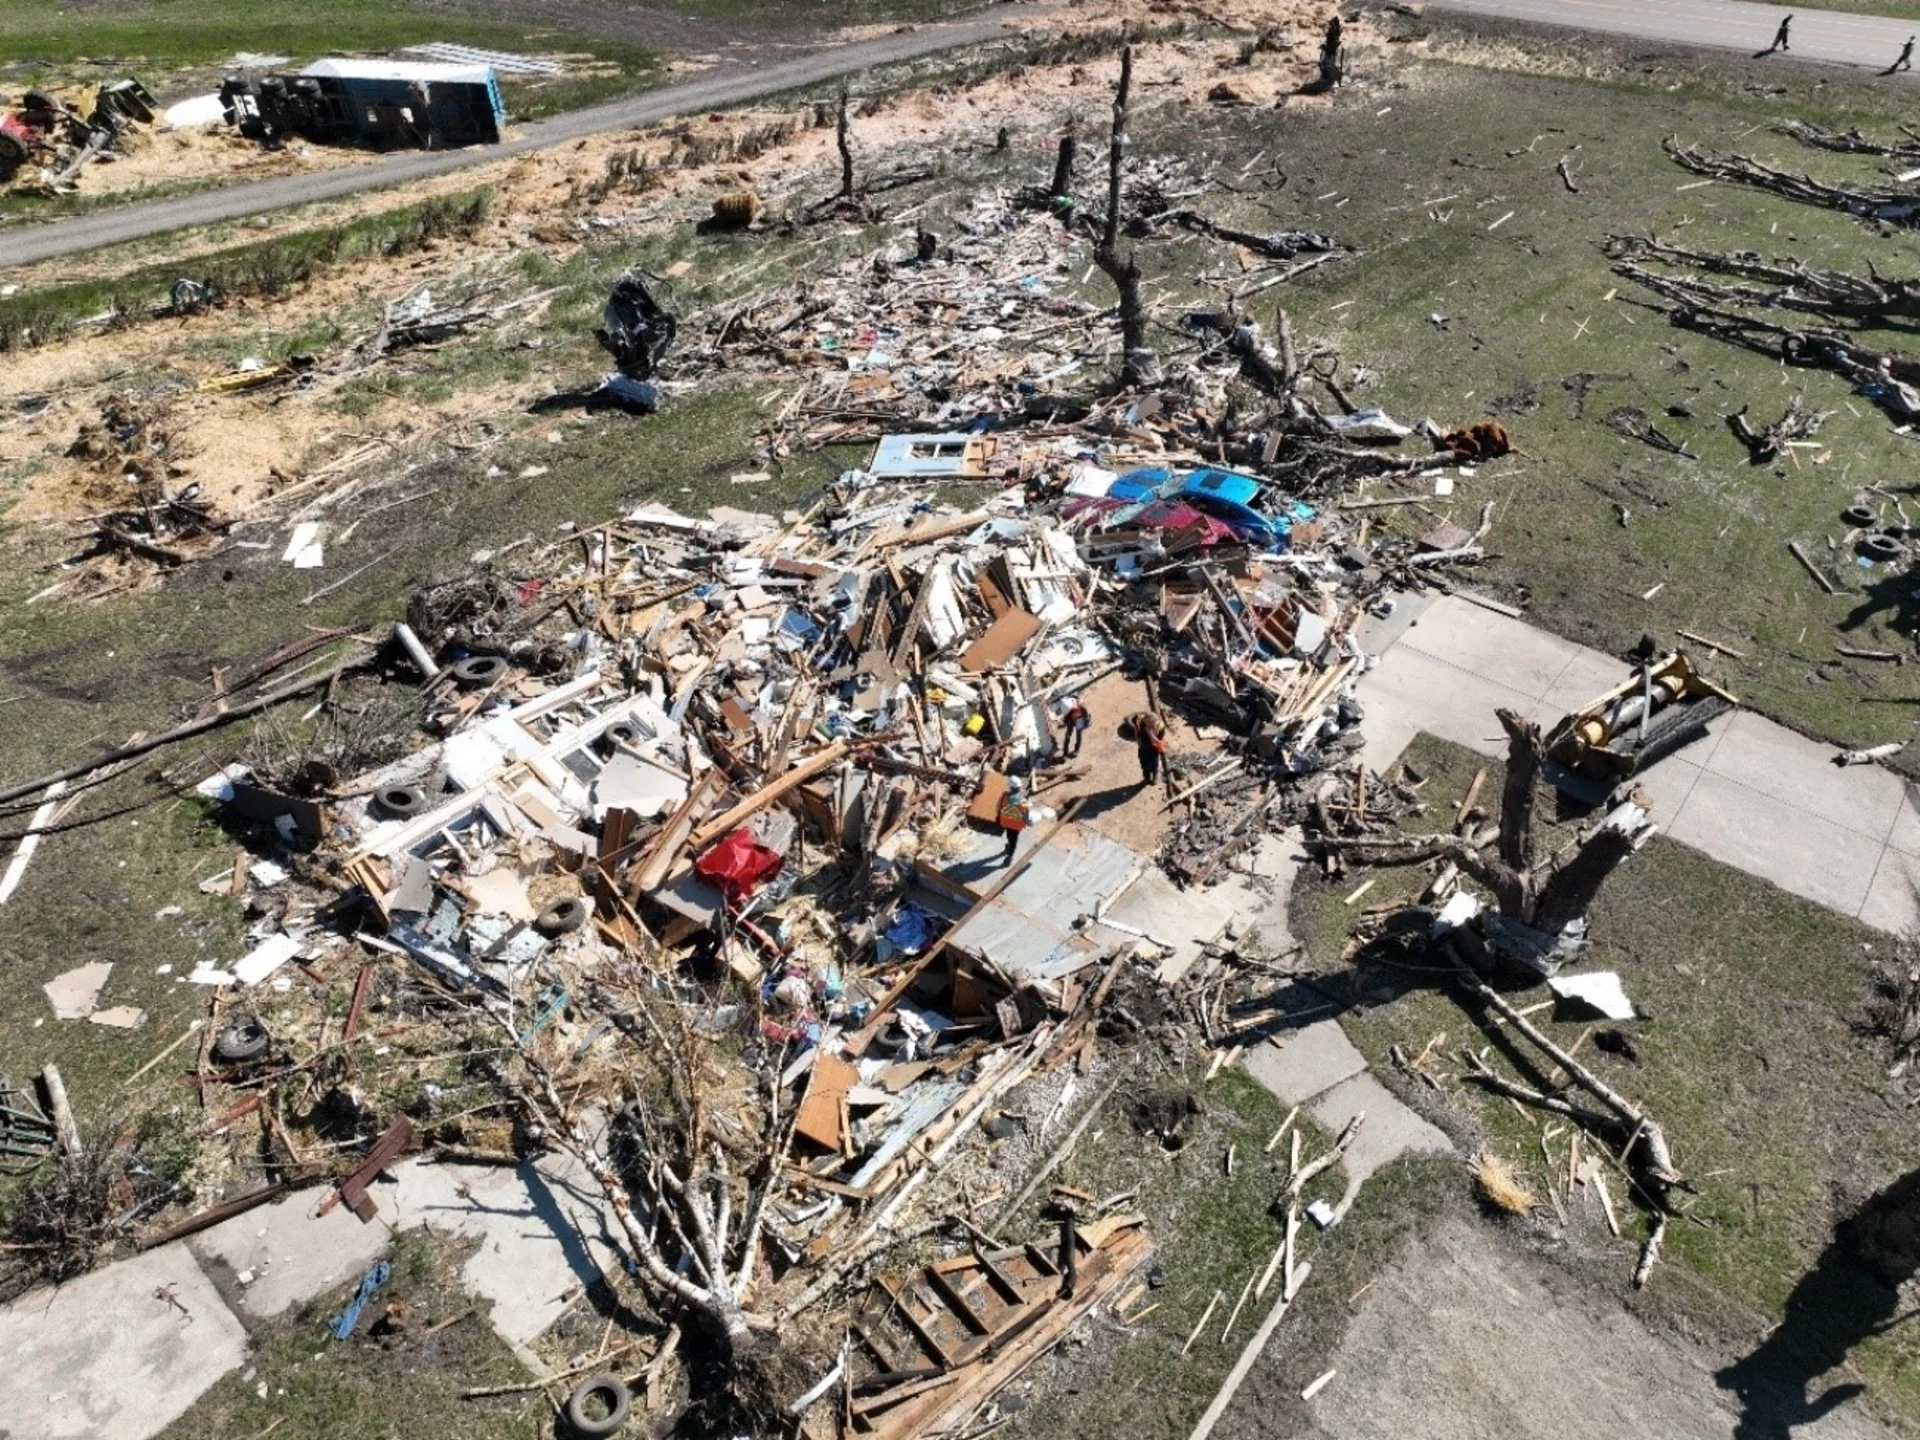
[1716,1167,1920,1437]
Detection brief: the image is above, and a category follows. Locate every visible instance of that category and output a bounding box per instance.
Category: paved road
[1433,0,1920,67]
[7,1,1915,269]
[0,6,1046,271]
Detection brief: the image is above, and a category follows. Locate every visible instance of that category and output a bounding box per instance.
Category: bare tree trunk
[1049,132,1076,207]
[836,84,855,201]
[1094,46,1157,388]
[1495,709,1543,889]
[1531,806,1646,933]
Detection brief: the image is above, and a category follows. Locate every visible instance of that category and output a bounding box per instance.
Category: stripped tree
[501,983,797,1415]
[1095,45,1158,388]
[1336,708,1653,937]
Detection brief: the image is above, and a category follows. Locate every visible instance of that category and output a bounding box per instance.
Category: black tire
[604,722,641,749]
[213,1016,270,1064]
[373,785,426,820]
[535,896,590,937]
[1632,696,1730,773]
[1861,532,1904,562]
[565,1375,631,1436]
[1842,505,1877,528]
[452,655,508,688]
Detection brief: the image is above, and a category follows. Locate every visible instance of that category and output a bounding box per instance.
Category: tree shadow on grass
[1717,1167,1920,1438]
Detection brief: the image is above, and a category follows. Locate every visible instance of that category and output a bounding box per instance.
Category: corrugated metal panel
[945,823,1142,978]
[848,1080,967,1186]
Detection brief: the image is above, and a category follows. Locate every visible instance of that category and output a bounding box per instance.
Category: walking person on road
[1893,35,1916,71]
[1767,14,1793,53]
[1057,695,1090,761]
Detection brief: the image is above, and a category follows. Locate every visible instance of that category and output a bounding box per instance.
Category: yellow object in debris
[963,713,986,736]
[197,364,298,394]
[1544,651,1735,788]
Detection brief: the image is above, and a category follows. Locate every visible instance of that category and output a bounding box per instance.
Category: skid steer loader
[1543,652,1735,802]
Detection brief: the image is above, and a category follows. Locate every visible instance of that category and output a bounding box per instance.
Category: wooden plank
[878,1276,955,1368]
[867,1230,1151,1440]
[853,1321,904,1373]
[966,769,1009,825]
[629,768,724,897]
[927,1267,995,1336]
[959,608,1042,672]
[868,510,991,552]
[794,1053,859,1152]
[687,741,848,850]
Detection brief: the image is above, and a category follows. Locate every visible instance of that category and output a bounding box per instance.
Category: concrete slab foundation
[0,1244,248,1440]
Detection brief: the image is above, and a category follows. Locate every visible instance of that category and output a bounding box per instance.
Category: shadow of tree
[1717,1167,1920,1438]
[1838,564,1920,644]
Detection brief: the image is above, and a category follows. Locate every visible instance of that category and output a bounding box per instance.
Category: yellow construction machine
[1544,652,1735,799]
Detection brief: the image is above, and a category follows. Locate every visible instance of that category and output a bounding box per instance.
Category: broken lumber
[687,741,848,850]
[1186,1261,1312,1440]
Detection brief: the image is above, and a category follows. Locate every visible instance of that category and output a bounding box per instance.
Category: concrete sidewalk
[1357,595,1920,932]
[0,1153,619,1440]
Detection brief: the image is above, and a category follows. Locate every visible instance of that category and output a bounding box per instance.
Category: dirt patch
[1252,1215,1885,1440]
[5,122,368,207]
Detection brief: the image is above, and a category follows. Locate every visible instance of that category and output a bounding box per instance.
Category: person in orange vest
[996,778,1030,865]
[1058,695,1091,760]
[1129,711,1167,786]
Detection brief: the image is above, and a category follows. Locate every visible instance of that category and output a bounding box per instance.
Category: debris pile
[0,78,156,194]
[0,44,1537,1422]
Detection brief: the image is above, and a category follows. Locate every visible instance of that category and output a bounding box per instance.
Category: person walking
[996,778,1030,865]
[1129,711,1167,787]
[1058,695,1091,760]
[1894,35,1916,71]
[1768,14,1792,53]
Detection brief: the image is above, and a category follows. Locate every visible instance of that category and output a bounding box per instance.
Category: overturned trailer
[220,59,504,151]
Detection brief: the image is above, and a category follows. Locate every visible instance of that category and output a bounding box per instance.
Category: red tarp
[694,827,784,901]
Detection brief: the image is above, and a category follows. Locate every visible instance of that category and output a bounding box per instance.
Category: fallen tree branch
[0,650,376,809]
[1664,135,1920,228]
[1451,957,1683,1195]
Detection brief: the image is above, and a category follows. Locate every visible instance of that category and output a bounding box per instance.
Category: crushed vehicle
[220,59,504,151]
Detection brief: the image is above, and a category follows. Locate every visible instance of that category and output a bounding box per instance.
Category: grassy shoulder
[0,0,654,80]
[157,1230,543,1440]
[994,1053,1461,1440]
[1293,731,1920,1422]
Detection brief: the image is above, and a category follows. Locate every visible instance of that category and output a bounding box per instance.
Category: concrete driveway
[1358,594,1920,932]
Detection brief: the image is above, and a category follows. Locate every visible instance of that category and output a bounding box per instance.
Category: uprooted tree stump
[1727,395,1832,464]
[1337,709,1652,943]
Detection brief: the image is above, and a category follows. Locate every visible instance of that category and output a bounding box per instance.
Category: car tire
[373,785,427,820]
[535,897,590,937]
[452,655,508,688]
[213,1016,270,1064]
[565,1375,631,1436]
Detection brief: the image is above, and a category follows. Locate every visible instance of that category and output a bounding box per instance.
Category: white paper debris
[233,934,302,986]
[1549,971,1636,1021]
